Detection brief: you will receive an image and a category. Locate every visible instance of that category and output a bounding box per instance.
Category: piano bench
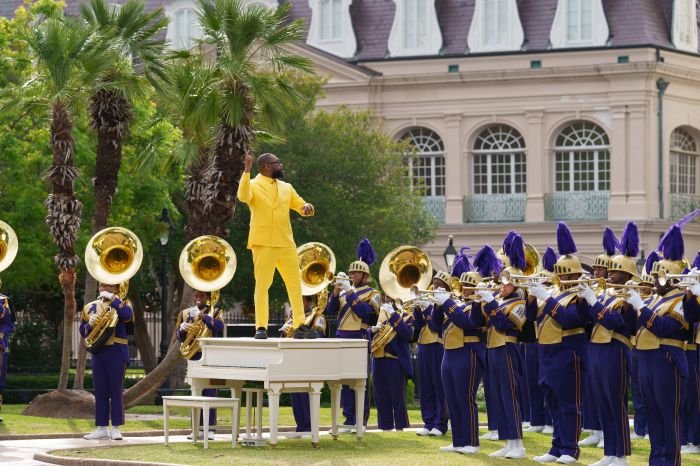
[162,395,240,449]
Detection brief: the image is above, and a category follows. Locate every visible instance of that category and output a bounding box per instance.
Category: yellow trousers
[251,245,304,329]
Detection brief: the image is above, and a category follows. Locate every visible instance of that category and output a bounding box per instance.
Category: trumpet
[499,270,553,287]
[459,284,499,300]
[553,277,608,290]
[657,269,700,287]
[607,283,655,299]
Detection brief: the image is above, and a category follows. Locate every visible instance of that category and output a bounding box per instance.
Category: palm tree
[122,0,314,406]
[1,14,111,393]
[72,0,169,389]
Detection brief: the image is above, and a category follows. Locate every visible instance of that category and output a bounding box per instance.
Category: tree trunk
[57,270,77,391]
[130,293,157,373]
[184,148,214,240]
[73,339,88,389]
[73,89,133,389]
[45,101,82,392]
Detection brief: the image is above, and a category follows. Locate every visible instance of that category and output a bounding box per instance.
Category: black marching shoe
[254,327,268,339]
[292,324,318,339]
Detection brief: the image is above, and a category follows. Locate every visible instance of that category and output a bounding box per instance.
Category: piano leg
[310,382,323,447]
[353,379,366,441]
[268,384,282,447]
[328,382,341,440]
[229,381,244,445]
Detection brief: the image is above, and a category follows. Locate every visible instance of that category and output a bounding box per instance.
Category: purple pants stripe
[92,345,127,427]
[488,344,524,440]
[372,357,409,430]
[291,393,310,432]
[417,342,447,432]
[525,342,551,426]
[441,345,483,447]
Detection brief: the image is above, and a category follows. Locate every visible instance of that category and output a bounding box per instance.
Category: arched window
[554,121,609,192]
[472,125,526,194]
[670,128,699,195]
[174,8,201,50]
[400,128,445,197]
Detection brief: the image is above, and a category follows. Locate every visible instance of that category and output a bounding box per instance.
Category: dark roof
[1,0,695,60]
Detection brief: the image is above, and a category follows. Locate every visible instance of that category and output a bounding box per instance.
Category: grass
[51,430,654,465]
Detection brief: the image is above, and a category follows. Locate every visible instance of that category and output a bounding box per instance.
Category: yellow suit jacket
[237,172,312,248]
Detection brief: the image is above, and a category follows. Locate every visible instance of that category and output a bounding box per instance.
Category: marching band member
[324,238,380,431]
[80,282,133,441]
[579,223,638,466]
[176,289,225,440]
[629,253,660,441]
[430,250,486,454]
[286,295,327,433]
[475,236,527,459]
[412,271,450,437]
[681,252,700,455]
[369,300,414,431]
[524,246,556,434]
[528,222,592,464]
[0,292,14,423]
[579,228,618,449]
[236,151,317,340]
[627,224,690,466]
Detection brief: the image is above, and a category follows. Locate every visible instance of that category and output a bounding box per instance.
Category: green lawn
[51,431,654,465]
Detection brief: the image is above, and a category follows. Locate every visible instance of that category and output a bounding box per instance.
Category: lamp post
[636,249,646,275]
[443,235,457,273]
[158,208,174,362]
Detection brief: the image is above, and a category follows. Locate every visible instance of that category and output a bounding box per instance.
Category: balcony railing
[544,191,609,221]
[423,196,446,224]
[670,193,700,220]
[463,193,526,223]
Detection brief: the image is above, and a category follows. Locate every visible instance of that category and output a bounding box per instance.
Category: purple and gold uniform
[176,303,225,427]
[635,288,688,466]
[683,288,700,451]
[79,294,133,429]
[370,305,414,431]
[434,294,485,448]
[0,294,15,418]
[325,283,380,426]
[413,301,448,434]
[527,286,588,460]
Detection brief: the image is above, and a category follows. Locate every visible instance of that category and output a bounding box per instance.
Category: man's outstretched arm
[237,151,254,203]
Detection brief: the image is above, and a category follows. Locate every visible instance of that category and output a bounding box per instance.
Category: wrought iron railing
[423,196,445,224]
[463,193,526,223]
[670,193,700,220]
[544,191,609,221]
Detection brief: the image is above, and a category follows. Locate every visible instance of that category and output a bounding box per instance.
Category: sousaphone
[297,242,336,295]
[379,245,433,301]
[179,235,236,359]
[0,220,18,288]
[84,227,143,353]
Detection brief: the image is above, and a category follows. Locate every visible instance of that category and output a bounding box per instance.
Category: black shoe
[254,327,268,339]
[292,324,318,339]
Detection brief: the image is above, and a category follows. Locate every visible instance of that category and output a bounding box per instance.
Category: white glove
[433,291,451,306]
[338,279,352,292]
[180,321,193,332]
[99,291,115,300]
[475,290,494,303]
[529,284,551,301]
[371,325,382,333]
[381,303,395,315]
[88,314,98,326]
[578,284,597,307]
[625,289,644,311]
[690,282,700,297]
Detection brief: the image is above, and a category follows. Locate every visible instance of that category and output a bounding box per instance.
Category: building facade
[2,0,699,269]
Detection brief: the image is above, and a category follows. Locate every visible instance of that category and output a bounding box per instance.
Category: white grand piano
[186,338,369,446]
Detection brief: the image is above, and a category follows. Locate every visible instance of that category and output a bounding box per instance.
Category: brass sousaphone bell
[379,245,433,302]
[297,242,336,295]
[179,235,236,359]
[0,220,18,280]
[84,227,143,353]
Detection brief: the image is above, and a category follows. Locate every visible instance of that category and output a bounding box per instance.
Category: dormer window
[388,0,442,57]
[320,0,342,40]
[468,0,524,52]
[307,0,356,58]
[673,0,698,53]
[550,0,608,48]
[174,8,201,50]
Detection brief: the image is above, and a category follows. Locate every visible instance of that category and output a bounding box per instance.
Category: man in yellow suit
[237,151,317,339]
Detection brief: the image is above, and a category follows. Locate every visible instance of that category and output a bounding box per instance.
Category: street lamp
[158,208,174,362]
[636,249,646,275]
[443,235,457,273]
